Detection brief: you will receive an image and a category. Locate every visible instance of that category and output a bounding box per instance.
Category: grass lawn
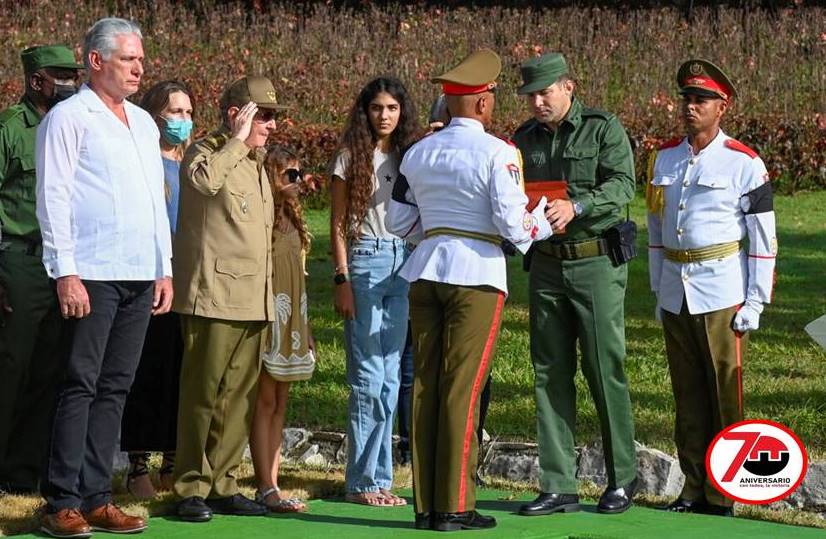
[296,190,826,458]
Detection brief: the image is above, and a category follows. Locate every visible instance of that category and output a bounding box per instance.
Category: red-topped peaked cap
[677,59,737,101]
[431,48,501,96]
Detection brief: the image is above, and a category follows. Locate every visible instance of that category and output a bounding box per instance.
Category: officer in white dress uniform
[647,59,777,517]
[386,48,551,532]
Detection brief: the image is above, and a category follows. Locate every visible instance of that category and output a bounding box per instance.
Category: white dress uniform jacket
[647,130,776,315]
[386,118,550,295]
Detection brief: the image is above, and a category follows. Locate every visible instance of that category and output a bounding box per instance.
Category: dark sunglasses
[284,168,304,183]
[254,110,277,123]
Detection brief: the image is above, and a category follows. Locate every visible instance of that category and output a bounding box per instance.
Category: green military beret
[431,48,501,95]
[517,53,569,95]
[20,45,83,74]
[220,75,289,111]
[677,59,737,100]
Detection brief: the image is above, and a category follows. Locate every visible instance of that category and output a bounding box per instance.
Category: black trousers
[42,280,153,512]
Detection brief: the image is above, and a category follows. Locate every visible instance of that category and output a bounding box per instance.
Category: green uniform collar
[18,96,43,127]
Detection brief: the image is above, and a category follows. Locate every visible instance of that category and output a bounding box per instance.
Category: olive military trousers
[662,302,747,508]
[529,251,637,493]
[173,315,267,499]
[0,246,63,492]
[409,280,505,514]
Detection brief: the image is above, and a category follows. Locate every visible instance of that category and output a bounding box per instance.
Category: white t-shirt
[330,147,401,240]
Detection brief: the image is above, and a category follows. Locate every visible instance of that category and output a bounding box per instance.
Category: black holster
[603,220,638,267]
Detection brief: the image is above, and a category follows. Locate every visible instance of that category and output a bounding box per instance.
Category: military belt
[535,238,609,260]
[664,241,741,263]
[0,234,42,257]
[424,227,501,247]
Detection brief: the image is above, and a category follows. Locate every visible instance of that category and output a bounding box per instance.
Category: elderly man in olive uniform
[0,45,81,495]
[172,76,283,522]
[513,53,638,516]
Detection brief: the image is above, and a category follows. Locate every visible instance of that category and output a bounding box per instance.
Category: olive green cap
[21,45,83,74]
[219,76,289,111]
[517,53,569,95]
[677,59,736,100]
[431,48,501,95]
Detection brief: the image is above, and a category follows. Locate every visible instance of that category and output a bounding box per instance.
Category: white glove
[653,292,662,323]
[732,300,763,332]
[531,196,553,242]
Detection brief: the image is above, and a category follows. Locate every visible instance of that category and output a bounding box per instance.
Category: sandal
[256,487,308,513]
[345,491,394,507]
[379,489,408,506]
[125,452,155,499]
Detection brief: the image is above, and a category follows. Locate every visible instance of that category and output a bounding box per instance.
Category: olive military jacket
[172,127,274,322]
[512,97,635,242]
[0,97,41,241]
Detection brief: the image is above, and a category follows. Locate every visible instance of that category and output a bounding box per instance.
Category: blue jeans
[344,237,409,493]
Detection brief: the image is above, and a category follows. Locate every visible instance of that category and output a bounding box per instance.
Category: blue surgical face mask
[161,117,193,145]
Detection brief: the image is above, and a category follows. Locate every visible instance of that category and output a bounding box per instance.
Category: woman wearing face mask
[120,80,194,499]
[329,77,419,507]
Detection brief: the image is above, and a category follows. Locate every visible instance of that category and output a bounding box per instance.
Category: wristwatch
[334,272,350,285]
[572,200,583,217]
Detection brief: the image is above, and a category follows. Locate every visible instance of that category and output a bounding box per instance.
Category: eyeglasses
[254,110,277,123]
[283,168,304,183]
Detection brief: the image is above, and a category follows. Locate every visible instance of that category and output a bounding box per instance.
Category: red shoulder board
[658,137,682,150]
[498,135,517,147]
[724,139,758,159]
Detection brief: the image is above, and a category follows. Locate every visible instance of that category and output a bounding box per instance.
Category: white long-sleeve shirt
[386,118,545,295]
[35,84,172,280]
[647,130,776,314]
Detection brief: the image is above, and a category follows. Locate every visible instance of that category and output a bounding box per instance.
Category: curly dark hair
[337,77,419,239]
[264,145,312,253]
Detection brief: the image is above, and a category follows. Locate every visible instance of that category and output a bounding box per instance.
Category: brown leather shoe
[40,509,92,538]
[83,503,147,533]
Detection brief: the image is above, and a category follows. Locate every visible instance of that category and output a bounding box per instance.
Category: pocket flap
[20,154,35,172]
[563,145,598,160]
[697,176,730,189]
[215,258,258,278]
[652,174,676,186]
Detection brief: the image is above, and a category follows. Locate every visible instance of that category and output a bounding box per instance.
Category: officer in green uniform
[512,53,638,516]
[0,45,82,494]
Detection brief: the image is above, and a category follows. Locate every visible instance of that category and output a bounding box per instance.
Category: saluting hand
[230,101,257,143]
[56,275,91,319]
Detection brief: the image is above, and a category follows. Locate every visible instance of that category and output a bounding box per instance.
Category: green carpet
[17,491,823,538]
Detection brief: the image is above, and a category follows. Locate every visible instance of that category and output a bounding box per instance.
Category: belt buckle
[681,249,691,262]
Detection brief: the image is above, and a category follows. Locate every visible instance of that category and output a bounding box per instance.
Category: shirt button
[679,203,686,210]
[682,275,689,282]
[677,228,683,235]
[683,180,690,187]
[689,159,695,165]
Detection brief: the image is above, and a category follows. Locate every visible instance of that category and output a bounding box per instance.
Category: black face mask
[46,83,77,108]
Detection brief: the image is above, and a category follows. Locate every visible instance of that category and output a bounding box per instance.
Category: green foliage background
[1,0,825,192]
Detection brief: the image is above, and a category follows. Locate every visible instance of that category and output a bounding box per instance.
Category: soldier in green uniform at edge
[512,52,638,516]
[0,45,82,495]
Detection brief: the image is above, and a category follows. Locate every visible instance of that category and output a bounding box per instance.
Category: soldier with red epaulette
[647,59,777,517]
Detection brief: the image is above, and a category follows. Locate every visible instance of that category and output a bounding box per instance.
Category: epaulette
[513,118,538,136]
[580,107,612,120]
[0,105,24,125]
[200,130,231,151]
[497,135,517,148]
[658,137,682,150]
[724,138,758,159]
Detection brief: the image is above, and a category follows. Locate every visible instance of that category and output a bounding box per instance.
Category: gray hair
[83,17,142,70]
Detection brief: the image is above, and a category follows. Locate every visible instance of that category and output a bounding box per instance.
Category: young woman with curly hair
[329,77,419,507]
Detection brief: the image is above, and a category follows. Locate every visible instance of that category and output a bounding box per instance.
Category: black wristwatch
[334,272,350,285]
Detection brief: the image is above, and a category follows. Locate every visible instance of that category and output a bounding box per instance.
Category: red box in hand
[525,180,569,234]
